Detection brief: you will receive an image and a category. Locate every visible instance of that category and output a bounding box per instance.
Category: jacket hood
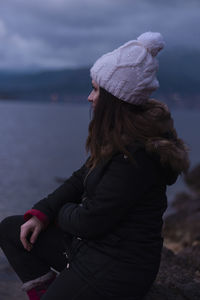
[127,141,180,186]
[148,151,179,186]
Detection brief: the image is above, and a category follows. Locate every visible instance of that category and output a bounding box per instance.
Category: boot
[22,270,57,300]
[27,287,46,300]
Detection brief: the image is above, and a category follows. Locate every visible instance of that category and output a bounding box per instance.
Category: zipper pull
[63,251,68,259]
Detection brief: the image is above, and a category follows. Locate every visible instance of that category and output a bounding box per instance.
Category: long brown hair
[86,87,190,174]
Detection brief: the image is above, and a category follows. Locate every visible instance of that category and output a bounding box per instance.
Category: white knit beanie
[90,32,165,105]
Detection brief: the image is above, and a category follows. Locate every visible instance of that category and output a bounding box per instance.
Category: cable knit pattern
[90,31,165,105]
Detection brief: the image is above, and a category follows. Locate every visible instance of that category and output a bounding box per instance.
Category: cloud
[0,19,6,38]
[0,0,199,70]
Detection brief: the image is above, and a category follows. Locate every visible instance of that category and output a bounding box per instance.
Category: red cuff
[24,209,49,228]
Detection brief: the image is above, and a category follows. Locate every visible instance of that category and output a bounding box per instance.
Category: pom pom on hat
[90,31,165,105]
[137,32,165,57]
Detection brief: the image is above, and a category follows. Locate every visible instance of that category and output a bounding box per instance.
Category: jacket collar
[84,141,144,188]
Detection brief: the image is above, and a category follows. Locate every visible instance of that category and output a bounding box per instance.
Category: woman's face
[88,80,100,109]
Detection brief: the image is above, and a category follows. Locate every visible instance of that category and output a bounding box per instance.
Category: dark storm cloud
[0,0,199,70]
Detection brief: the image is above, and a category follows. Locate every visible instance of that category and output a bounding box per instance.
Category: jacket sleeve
[31,161,88,223]
[24,209,50,228]
[58,152,153,239]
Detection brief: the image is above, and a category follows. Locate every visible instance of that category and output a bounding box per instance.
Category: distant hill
[0,47,199,108]
[0,68,91,102]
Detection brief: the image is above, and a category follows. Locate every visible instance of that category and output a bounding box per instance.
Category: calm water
[0,101,199,220]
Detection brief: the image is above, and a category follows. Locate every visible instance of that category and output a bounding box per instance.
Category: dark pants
[0,215,108,300]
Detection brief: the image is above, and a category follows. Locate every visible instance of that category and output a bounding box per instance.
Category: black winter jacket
[32,142,178,298]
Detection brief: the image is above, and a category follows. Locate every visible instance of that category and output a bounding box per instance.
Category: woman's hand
[20,216,44,251]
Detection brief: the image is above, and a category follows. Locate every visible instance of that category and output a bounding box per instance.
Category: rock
[184,163,200,195]
[145,246,200,300]
[163,191,200,252]
[0,280,26,300]
[146,162,200,299]
[0,256,26,300]
[1,246,200,300]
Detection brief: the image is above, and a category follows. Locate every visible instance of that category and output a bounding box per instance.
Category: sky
[0,0,199,71]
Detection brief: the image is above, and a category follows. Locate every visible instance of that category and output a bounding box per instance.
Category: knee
[0,215,24,244]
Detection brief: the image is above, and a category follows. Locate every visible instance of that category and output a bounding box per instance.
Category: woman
[0,32,190,300]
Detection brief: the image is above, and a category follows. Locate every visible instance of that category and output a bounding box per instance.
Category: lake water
[0,100,199,220]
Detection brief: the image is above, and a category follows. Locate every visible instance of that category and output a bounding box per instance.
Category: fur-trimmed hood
[128,140,190,186]
[147,150,180,186]
[145,138,190,185]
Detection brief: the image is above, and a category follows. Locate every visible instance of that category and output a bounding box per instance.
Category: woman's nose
[88,92,93,102]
